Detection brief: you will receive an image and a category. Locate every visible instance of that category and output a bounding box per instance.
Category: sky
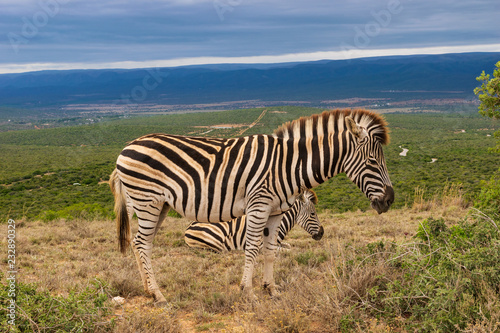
[0,0,499,74]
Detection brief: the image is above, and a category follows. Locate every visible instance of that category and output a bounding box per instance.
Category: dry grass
[2,197,470,332]
[411,183,468,213]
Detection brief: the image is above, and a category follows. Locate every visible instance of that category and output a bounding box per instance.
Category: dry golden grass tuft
[2,195,471,332]
[411,183,468,213]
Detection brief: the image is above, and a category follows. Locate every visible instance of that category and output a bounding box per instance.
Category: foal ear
[297,192,306,203]
[345,116,367,140]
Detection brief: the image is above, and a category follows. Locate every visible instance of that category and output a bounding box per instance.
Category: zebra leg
[130,202,168,305]
[124,202,150,293]
[240,204,271,299]
[155,203,170,237]
[262,214,283,296]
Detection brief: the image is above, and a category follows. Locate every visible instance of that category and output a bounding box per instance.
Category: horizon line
[1,44,500,75]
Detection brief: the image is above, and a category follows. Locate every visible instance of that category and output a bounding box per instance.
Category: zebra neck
[277,207,296,243]
[280,131,348,191]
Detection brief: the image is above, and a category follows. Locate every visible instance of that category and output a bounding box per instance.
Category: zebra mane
[273,108,390,145]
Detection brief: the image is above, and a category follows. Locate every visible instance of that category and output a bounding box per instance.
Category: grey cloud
[1,0,499,66]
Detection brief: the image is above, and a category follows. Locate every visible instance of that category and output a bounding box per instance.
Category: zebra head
[295,189,324,241]
[343,114,394,214]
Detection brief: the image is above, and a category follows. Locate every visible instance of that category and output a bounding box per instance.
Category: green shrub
[331,206,500,332]
[377,216,500,332]
[37,202,113,222]
[0,277,114,332]
[295,250,328,266]
[474,173,500,215]
[37,210,59,222]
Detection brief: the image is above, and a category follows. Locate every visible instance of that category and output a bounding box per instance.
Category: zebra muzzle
[312,226,324,240]
[371,185,394,214]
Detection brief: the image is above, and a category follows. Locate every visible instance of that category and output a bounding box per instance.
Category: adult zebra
[185,189,323,253]
[110,108,394,305]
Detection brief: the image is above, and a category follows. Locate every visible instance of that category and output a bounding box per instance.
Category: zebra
[110,108,394,305]
[184,189,323,253]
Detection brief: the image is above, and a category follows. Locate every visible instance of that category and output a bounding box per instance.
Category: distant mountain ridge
[0,52,498,108]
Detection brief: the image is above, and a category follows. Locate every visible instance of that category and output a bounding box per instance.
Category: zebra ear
[346,116,361,138]
[346,116,367,140]
[297,192,306,203]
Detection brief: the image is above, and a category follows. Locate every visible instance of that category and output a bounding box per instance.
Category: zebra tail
[109,169,130,255]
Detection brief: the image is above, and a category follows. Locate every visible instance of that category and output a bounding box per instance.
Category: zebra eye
[367,157,378,166]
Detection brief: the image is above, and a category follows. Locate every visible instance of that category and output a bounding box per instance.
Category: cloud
[0,0,499,73]
[1,43,499,74]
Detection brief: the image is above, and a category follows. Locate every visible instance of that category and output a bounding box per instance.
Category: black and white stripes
[184,189,322,253]
[110,108,394,304]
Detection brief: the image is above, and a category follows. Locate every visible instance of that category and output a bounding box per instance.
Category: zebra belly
[165,188,248,223]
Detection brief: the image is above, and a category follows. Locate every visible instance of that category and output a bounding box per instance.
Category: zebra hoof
[247,293,258,303]
[153,300,168,307]
[263,283,281,298]
[240,286,258,302]
[270,292,281,300]
[152,292,167,307]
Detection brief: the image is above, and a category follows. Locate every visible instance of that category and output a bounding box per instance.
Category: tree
[475,61,500,152]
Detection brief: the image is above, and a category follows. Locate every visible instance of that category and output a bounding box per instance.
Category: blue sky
[1,0,499,73]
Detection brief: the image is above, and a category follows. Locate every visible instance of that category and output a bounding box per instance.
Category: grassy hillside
[1,106,499,220]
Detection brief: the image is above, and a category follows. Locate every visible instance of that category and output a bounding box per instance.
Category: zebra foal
[110,108,394,305]
[185,189,323,253]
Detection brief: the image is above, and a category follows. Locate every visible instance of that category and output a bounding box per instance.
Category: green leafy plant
[475,61,500,120]
[475,60,500,152]
[295,249,328,266]
[0,278,114,332]
[378,216,500,331]
[37,202,113,222]
[474,173,500,216]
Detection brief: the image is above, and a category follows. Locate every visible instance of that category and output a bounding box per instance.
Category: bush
[37,202,113,222]
[474,173,500,216]
[0,277,114,332]
[368,216,500,332]
[295,249,328,266]
[328,206,500,332]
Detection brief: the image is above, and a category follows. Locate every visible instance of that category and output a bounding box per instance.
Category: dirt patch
[194,124,248,129]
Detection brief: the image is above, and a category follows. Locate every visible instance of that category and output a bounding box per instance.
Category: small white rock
[112,296,126,305]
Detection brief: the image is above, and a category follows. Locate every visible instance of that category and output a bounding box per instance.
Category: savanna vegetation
[1,106,499,220]
[1,104,500,332]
